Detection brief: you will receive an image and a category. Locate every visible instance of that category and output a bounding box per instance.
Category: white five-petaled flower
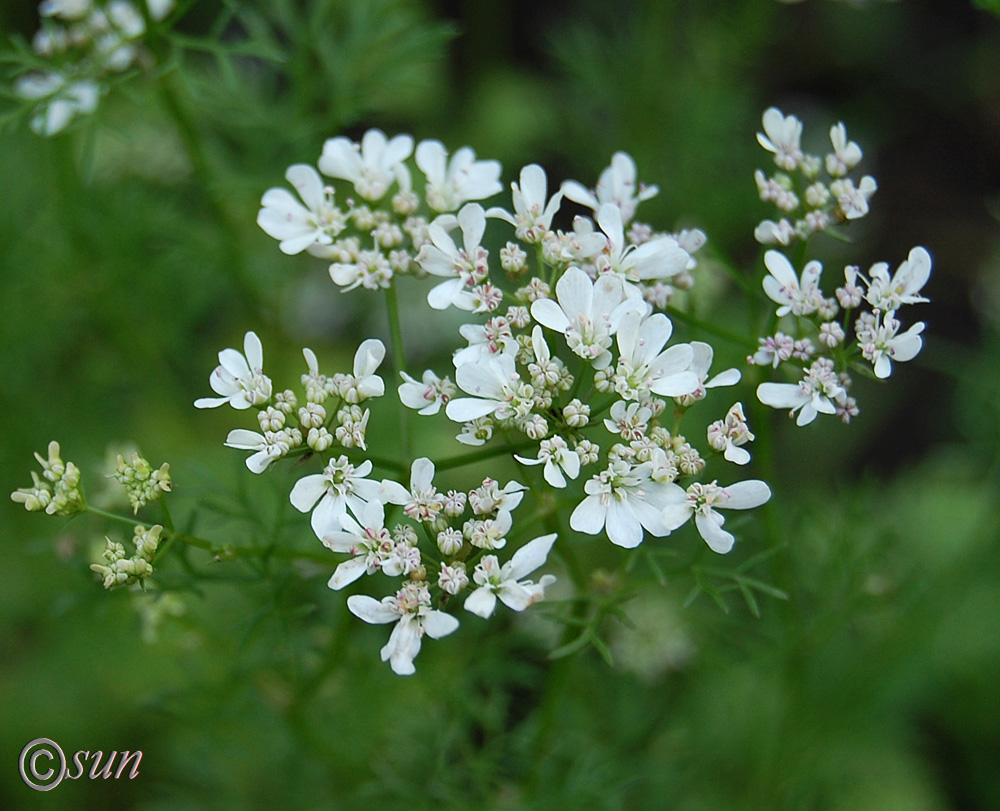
[570,459,676,548]
[452,317,518,367]
[318,129,413,202]
[762,250,826,317]
[224,428,290,473]
[530,266,644,369]
[757,107,804,171]
[257,164,346,255]
[347,582,459,676]
[445,353,531,423]
[586,204,692,284]
[676,341,742,406]
[486,163,564,243]
[380,457,446,524]
[863,246,932,312]
[757,358,846,426]
[397,370,455,415]
[334,339,386,403]
[290,455,384,538]
[464,533,558,619]
[415,140,503,212]
[515,436,580,488]
[831,176,877,220]
[660,479,772,554]
[855,311,925,379]
[416,203,490,311]
[613,310,699,401]
[194,331,272,410]
[322,500,395,590]
[561,151,658,224]
[706,403,755,466]
[826,122,862,177]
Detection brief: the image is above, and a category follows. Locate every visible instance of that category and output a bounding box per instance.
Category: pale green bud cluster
[113,453,172,514]
[90,524,162,590]
[10,441,84,516]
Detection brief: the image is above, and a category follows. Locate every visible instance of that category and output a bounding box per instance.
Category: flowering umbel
[13,103,930,677]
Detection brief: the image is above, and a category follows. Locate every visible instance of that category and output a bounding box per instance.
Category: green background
[2,1,999,807]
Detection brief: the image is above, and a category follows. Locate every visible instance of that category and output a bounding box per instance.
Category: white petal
[505,533,556,580]
[464,587,497,619]
[423,610,460,639]
[570,495,607,535]
[695,511,735,554]
[346,594,397,624]
[327,557,369,590]
[289,474,327,512]
[721,480,772,510]
[605,498,644,548]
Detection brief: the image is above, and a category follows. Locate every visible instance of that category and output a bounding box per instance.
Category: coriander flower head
[319,129,413,202]
[194,331,272,410]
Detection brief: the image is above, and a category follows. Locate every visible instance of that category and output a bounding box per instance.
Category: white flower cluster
[194,331,388,471]
[14,0,174,135]
[754,107,877,245]
[754,246,930,424]
[258,135,706,314]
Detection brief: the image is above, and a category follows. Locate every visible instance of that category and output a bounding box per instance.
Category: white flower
[561,151,658,223]
[318,129,413,202]
[757,107,804,171]
[347,583,459,676]
[762,251,825,317]
[570,459,676,548]
[15,72,100,136]
[290,456,384,538]
[613,311,698,400]
[515,436,580,488]
[397,370,455,415]
[676,341,742,405]
[415,203,489,311]
[757,358,846,426]
[831,176,877,220]
[452,317,517,367]
[660,480,772,554]
[706,403,755,466]
[379,457,445,524]
[257,164,346,255]
[486,163,563,242]
[530,266,644,369]
[591,204,691,283]
[464,534,557,619]
[445,353,532,423]
[194,331,272,410]
[332,339,386,403]
[863,246,932,311]
[754,218,795,246]
[224,429,289,473]
[416,140,502,212]
[322,500,395,590]
[604,401,652,441]
[826,122,862,177]
[855,311,925,379]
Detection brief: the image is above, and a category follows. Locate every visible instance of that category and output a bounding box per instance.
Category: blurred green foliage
[2,0,1000,808]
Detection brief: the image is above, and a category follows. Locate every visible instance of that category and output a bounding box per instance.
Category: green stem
[666,305,754,348]
[434,439,537,471]
[385,284,412,463]
[156,70,262,315]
